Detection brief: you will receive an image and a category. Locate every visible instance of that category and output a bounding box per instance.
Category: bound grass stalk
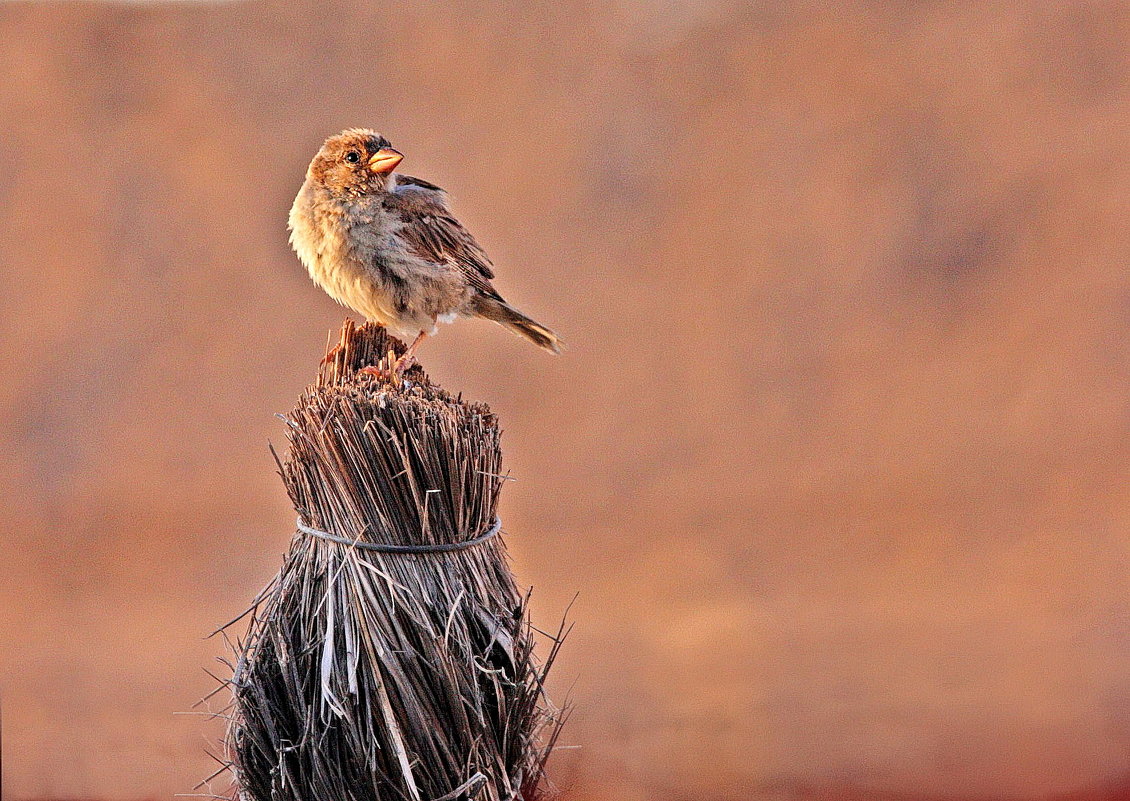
[223,321,564,801]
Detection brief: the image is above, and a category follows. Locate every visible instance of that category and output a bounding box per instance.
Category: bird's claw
[320,343,342,366]
[393,353,416,377]
[359,364,390,380]
[358,350,415,383]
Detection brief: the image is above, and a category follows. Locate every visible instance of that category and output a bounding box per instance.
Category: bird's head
[306,128,403,196]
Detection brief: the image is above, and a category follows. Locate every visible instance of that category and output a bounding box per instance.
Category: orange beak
[368,148,403,174]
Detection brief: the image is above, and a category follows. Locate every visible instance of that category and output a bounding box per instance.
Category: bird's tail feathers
[476,299,564,354]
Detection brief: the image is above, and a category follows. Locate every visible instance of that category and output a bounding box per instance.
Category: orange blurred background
[2,2,1130,800]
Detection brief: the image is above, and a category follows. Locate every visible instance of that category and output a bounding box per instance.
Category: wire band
[296,516,502,554]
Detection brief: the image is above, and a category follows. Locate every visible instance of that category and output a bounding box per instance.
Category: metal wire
[296,516,503,554]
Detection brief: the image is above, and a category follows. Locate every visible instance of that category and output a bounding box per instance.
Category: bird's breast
[289,195,386,319]
[288,191,458,337]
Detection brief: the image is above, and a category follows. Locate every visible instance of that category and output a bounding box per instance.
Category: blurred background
[2,2,1130,800]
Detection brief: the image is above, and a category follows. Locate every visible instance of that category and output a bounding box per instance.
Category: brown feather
[385,180,503,301]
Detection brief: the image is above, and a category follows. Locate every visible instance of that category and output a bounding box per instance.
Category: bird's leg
[394,331,428,376]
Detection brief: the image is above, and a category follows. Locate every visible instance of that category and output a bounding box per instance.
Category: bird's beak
[369,148,403,174]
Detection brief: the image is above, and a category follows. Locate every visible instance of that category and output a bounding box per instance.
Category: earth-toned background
[2,2,1130,800]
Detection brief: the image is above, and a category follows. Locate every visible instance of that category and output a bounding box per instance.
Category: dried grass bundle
[222,321,564,801]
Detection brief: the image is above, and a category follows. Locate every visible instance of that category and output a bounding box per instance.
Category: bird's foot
[320,343,342,366]
[392,353,416,377]
[358,364,387,379]
[358,349,414,383]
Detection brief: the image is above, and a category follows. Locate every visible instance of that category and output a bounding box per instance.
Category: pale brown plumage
[289,129,563,372]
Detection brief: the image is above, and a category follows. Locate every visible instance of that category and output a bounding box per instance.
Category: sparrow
[289,128,563,375]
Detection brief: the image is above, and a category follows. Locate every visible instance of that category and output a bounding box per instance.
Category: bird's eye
[344,151,360,164]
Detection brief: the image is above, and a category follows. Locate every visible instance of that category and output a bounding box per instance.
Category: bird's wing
[389,178,502,300]
[394,174,446,193]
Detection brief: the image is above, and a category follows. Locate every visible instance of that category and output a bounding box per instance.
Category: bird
[289,128,563,376]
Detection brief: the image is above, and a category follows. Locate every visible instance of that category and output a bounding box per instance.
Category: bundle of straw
[223,321,564,801]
